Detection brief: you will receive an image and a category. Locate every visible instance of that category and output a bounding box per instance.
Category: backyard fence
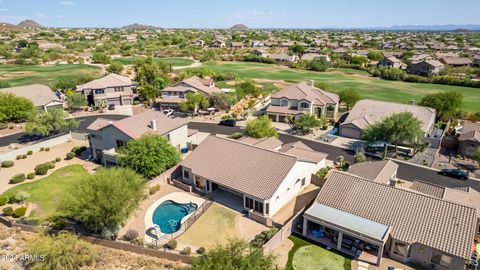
[263,208,306,254]
[310,174,327,188]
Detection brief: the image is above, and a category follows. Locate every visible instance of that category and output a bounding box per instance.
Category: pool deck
[143,192,206,243]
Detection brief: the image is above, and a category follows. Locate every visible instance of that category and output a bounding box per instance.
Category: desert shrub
[196,247,206,254]
[2,207,13,216]
[13,206,27,218]
[15,191,30,203]
[353,153,366,163]
[181,247,192,255]
[250,228,279,248]
[55,157,61,162]
[40,147,45,151]
[131,238,144,246]
[17,217,40,226]
[1,160,14,168]
[45,147,50,151]
[124,229,139,241]
[9,173,26,184]
[149,184,161,195]
[0,122,7,130]
[229,132,243,139]
[16,154,22,160]
[27,150,33,155]
[46,162,55,169]
[0,195,9,206]
[27,172,36,180]
[34,163,51,175]
[71,146,87,156]
[48,215,69,230]
[315,167,331,179]
[66,152,75,160]
[166,239,177,250]
[22,154,27,159]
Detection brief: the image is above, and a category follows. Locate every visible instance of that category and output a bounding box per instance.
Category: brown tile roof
[279,141,327,163]
[266,105,305,115]
[347,160,398,185]
[459,121,480,142]
[440,57,473,65]
[161,76,222,96]
[271,82,339,105]
[341,99,436,134]
[410,180,445,198]
[77,73,132,90]
[0,84,61,107]
[86,118,112,131]
[237,136,283,150]
[315,171,477,259]
[181,136,299,199]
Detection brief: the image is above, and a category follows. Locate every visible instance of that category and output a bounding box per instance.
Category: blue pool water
[152,200,198,234]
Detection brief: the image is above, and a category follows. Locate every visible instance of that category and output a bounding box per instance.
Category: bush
[342,161,351,171]
[71,146,87,156]
[131,238,144,246]
[353,153,366,163]
[0,195,9,206]
[66,152,75,160]
[27,172,35,180]
[9,173,26,184]
[13,206,27,218]
[15,191,30,203]
[22,154,27,159]
[27,150,33,155]
[149,184,161,195]
[250,228,279,248]
[40,147,45,151]
[181,247,191,255]
[196,247,206,254]
[2,206,13,216]
[17,217,40,226]
[165,239,177,250]
[0,122,7,130]
[34,163,51,175]
[123,229,139,241]
[55,157,61,162]
[45,147,50,151]
[229,132,243,139]
[48,215,69,230]
[16,154,22,160]
[46,162,55,169]
[315,167,331,179]
[1,160,14,168]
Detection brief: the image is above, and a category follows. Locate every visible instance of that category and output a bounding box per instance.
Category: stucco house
[339,99,436,140]
[86,110,189,166]
[157,76,222,110]
[407,60,445,76]
[0,84,63,112]
[458,121,480,158]
[179,136,327,219]
[440,57,473,67]
[266,81,340,122]
[378,56,402,69]
[303,169,477,268]
[76,73,135,107]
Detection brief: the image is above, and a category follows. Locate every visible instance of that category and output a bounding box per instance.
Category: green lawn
[0,64,102,87]
[2,165,88,221]
[287,235,352,270]
[203,61,480,112]
[177,203,238,249]
[112,56,194,67]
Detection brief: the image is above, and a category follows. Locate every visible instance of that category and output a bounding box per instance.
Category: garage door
[107,98,121,106]
[278,115,285,123]
[122,99,132,105]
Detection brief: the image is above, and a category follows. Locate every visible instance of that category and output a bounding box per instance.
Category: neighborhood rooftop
[0,84,61,107]
[271,81,340,105]
[76,73,133,90]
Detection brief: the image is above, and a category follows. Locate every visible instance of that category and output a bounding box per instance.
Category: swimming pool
[152,200,198,234]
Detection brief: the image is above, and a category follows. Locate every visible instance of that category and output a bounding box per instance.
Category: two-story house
[86,110,189,166]
[157,76,223,110]
[407,60,445,76]
[378,56,402,69]
[266,81,340,123]
[76,73,135,107]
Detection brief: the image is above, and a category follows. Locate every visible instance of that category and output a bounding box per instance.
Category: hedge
[2,207,13,216]
[1,160,14,168]
[0,195,9,206]
[66,152,75,160]
[34,162,52,175]
[9,173,26,184]
[71,146,88,156]
[13,206,27,218]
[27,172,35,180]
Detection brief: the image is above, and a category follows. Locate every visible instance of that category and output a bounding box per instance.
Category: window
[301,177,306,186]
[254,201,263,214]
[116,140,126,148]
[265,203,269,215]
[281,100,289,106]
[195,176,205,189]
[300,102,309,108]
[245,197,254,209]
[94,89,105,94]
[393,241,408,257]
[183,170,189,179]
[431,252,451,268]
[114,87,124,92]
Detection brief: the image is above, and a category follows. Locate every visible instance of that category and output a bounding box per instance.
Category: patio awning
[304,203,390,243]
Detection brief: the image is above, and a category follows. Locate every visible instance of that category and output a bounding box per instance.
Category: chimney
[150,119,157,131]
[309,80,315,87]
[409,100,415,106]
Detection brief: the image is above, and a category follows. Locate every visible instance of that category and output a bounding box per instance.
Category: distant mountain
[17,20,43,29]
[373,24,480,31]
[122,23,158,30]
[0,22,21,31]
[230,24,249,30]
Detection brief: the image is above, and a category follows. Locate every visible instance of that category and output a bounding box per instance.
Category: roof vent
[150,119,157,131]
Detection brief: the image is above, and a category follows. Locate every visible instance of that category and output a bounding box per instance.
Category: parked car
[163,109,174,116]
[219,118,236,127]
[438,169,469,180]
[108,104,115,110]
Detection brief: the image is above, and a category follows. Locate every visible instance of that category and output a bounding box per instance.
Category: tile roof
[0,84,61,107]
[181,136,301,199]
[77,73,132,90]
[314,171,477,259]
[459,121,480,142]
[279,141,327,163]
[341,99,436,134]
[441,57,473,65]
[271,82,339,106]
[347,160,398,185]
[237,136,283,150]
[410,180,445,198]
[161,76,222,96]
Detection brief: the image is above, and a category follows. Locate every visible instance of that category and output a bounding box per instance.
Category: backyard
[0,64,102,87]
[2,165,89,221]
[112,57,194,67]
[203,61,480,112]
[286,235,352,270]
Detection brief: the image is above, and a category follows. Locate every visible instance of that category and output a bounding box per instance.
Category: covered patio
[302,203,390,265]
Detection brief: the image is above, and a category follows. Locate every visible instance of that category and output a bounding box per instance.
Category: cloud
[35,12,50,19]
[59,1,75,5]
[227,9,288,21]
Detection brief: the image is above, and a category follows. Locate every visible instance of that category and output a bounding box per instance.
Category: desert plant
[1,160,14,168]
[124,229,139,241]
[9,173,26,184]
[13,206,27,218]
[196,247,206,254]
[16,154,22,160]
[15,191,30,203]
[27,150,33,155]
[353,152,366,163]
[22,154,27,159]
[27,172,35,180]
[0,195,9,206]
[34,163,50,175]
[40,147,45,151]
[55,157,61,162]
[66,152,75,160]
[229,132,243,139]
[149,184,161,195]
[181,247,192,255]
[45,147,50,151]
[2,207,13,216]
[166,239,177,250]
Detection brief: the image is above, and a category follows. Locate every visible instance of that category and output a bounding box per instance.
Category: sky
[0,0,479,28]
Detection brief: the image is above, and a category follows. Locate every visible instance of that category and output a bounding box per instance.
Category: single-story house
[339,99,436,139]
[0,84,63,112]
[266,81,340,122]
[407,60,445,76]
[191,39,205,47]
[211,39,226,48]
[157,76,223,110]
[303,170,477,268]
[76,73,135,107]
[440,57,473,67]
[458,121,480,158]
[347,160,398,185]
[377,56,402,69]
[251,48,270,58]
[86,110,189,166]
[180,136,327,218]
[269,54,299,63]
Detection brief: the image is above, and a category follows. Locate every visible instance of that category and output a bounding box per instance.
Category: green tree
[290,114,320,133]
[134,57,169,86]
[0,92,35,122]
[210,92,237,110]
[118,134,181,178]
[92,52,110,64]
[65,90,87,111]
[289,44,305,55]
[53,77,77,91]
[26,232,97,270]
[179,93,209,115]
[25,109,79,136]
[308,56,330,71]
[61,167,147,233]
[419,92,463,121]
[473,147,480,167]
[367,51,384,61]
[245,115,278,138]
[338,89,361,110]
[106,61,124,74]
[186,239,275,270]
[0,80,11,89]
[351,55,369,66]
[235,80,260,99]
